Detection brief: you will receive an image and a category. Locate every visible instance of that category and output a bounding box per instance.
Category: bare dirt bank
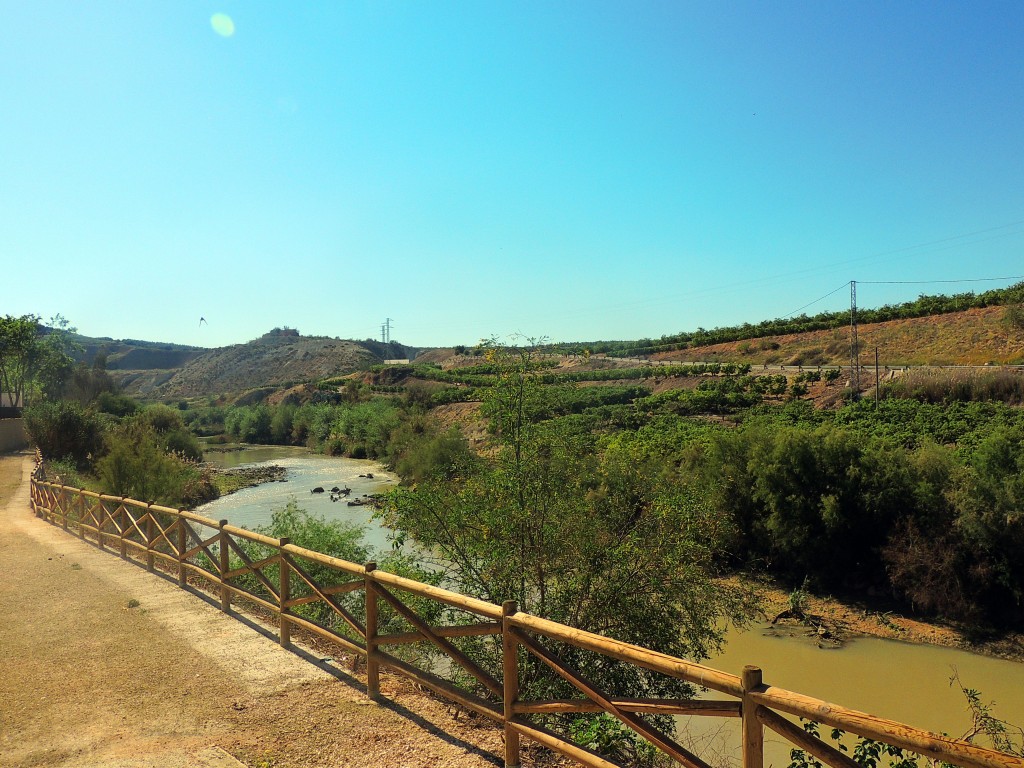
[751,580,1024,662]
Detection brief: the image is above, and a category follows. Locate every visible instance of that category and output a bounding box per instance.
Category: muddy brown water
[679,624,1024,766]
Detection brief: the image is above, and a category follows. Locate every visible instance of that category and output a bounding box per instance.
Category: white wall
[0,419,27,452]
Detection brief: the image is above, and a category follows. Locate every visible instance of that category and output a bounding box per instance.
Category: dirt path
[0,452,523,768]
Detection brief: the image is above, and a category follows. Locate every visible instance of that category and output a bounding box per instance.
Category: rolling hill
[651,305,1024,367]
[92,332,420,399]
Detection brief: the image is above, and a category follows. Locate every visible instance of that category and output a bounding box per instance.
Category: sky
[2,1,1024,349]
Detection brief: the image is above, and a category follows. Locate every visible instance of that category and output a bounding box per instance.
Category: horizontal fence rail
[27,466,1024,768]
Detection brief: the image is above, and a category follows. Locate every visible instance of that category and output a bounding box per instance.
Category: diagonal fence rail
[28,464,1024,768]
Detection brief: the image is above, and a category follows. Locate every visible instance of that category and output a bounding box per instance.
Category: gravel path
[0,452,526,768]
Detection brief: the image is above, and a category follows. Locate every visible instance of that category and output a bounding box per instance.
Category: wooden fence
[28,468,1024,768]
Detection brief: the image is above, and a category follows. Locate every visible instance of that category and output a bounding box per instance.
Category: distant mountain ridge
[71,334,205,371]
[72,330,421,399]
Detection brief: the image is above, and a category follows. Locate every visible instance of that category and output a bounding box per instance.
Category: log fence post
[76,491,85,539]
[219,519,231,613]
[177,518,187,586]
[364,561,379,698]
[279,538,291,649]
[742,665,764,768]
[502,599,521,768]
[119,499,128,560]
[62,488,69,531]
[145,505,155,573]
[96,498,105,552]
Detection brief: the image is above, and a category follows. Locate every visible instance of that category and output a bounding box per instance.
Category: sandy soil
[0,451,545,768]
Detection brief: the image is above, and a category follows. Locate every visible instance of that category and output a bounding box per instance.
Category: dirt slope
[654,306,1024,367]
[114,335,377,399]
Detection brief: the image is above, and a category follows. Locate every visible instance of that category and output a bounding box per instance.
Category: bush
[394,427,477,483]
[96,427,215,508]
[23,400,104,469]
[95,392,139,418]
[45,457,86,489]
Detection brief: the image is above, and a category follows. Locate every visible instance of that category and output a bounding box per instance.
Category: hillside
[82,301,1024,401]
[652,305,1024,367]
[111,334,421,399]
[71,334,206,370]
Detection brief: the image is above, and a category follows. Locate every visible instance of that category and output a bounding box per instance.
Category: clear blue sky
[3,1,1023,349]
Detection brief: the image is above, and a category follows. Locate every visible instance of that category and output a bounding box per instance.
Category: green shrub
[96,392,139,418]
[96,427,215,508]
[23,400,104,469]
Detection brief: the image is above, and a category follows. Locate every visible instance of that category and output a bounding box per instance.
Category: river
[680,624,1024,766]
[199,446,1024,764]
[198,444,399,553]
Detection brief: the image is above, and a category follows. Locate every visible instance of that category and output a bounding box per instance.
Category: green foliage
[0,314,39,405]
[0,314,79,405]
[694,422,913,589]
[63,360,116,404]
[568,714,657,766]
[393,425,477,484]
[380,342,753,721]
[96,391,139,417]
[45,457,86,489]
[96,424,215,508]
[246,502,443,656]
[23,400,104,469]
[224,404,273,443]
[135,404,203,461]
[635,378,763,415]
[270,403,296,443]
[1004,304,1024,331]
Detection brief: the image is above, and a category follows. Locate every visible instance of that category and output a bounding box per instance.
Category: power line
[611,273,1024,357]
[859,275,1024,285]
[553,219,1024,324]
[782,282,851,318]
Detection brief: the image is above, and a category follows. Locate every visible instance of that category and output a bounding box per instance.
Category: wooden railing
[27,472,1024,768]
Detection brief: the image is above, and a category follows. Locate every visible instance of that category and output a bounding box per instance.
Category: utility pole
[875,346,880,410]
[850,281,860,397]
[380,317,393,345]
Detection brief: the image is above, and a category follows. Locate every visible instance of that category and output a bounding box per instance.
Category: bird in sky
[199,317,207,327]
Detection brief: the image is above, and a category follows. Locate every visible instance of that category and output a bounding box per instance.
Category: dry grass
[655,306,1024,367]
[883,368,1024,404]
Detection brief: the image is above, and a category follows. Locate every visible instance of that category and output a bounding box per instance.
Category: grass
[660,306,1024,367]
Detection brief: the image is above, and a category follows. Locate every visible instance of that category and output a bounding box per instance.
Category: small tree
[381,339,752,721]
[0,315,39,406]
[0,314,79,406]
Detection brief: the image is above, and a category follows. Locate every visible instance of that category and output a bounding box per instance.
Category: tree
[0,315,39,407]
[34,315,79,400]
[0,314,79,406]
[380,339,752,716]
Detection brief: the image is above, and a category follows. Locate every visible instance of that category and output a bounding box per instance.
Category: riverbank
[209,463,287,496]
[750,579,1024,663]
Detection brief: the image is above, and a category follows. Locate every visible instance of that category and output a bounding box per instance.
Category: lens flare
[210,13,235,37]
